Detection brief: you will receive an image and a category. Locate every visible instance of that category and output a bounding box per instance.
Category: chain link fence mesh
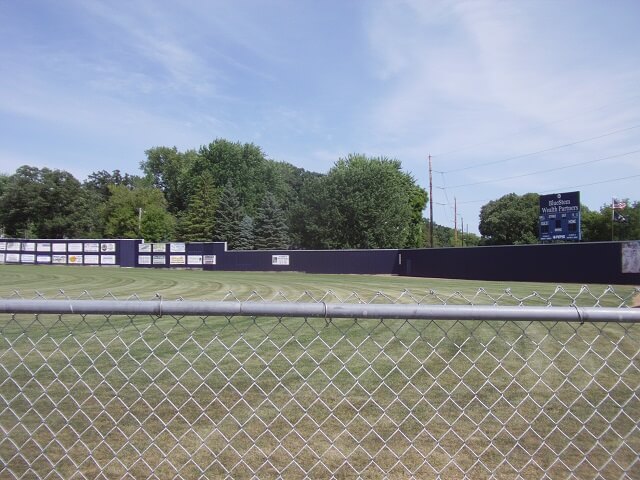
[1,287,639,478]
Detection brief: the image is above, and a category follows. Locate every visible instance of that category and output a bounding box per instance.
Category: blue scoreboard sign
[539,191,581,241]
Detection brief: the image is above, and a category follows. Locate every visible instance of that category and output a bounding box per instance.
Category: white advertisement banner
[138,255,152,265]
[52,255,67,264]
[84,255,99,265]
[21,254,35,263]
[68,243,83,252]
[153,255,166,265]
[6,242,21,251]
[37,243,51,252]
[23,242,36,252]
[170,255,186,265]
[203,255,216,265]
[139,243,152,253]
[187,255,203,265]
[0,253,5,263]
[101,255,116,265]
[84,243,99,253]
[272,255,290,266]
[36,255,52,263]
[52,243,66,252]
[0,242,5,251]
[170,243,186,253]
[68,255,83,264]
[622,241,640,274]
[6,253,20,262]
[152,243,166,253]
[100,243,116,253]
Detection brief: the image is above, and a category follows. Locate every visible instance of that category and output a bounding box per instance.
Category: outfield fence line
[1,289,639,478]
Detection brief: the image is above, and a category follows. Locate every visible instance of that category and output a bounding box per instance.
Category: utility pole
[429,155,433,248]
[454,197,457,246]
[138,208,143,235]
[461,217,463,247]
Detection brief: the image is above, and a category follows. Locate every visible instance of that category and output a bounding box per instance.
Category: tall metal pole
[429,155,433,248]
[454,197,458,246]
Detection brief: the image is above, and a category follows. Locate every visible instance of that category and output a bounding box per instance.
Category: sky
[1,0,639,234]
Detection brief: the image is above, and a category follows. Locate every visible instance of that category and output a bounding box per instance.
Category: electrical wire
[437,124,640,174]
[433,94,640,158]
[457,173,640,205]
[440,149,640,189]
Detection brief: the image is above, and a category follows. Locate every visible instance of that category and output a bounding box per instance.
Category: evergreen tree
[236,215,255,250]
[214,182,244,248]
[254,193,290,249]
[176,172,219,241]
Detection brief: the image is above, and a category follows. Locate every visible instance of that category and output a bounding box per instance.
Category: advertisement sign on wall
[52,255,67,264]
[170,255,186,265]
[68,243,83,252]
[0,253,4,263]
[272,255,290,265]
[101,255,116,265]
[170,243,186,253]
[37,243,51,252]
[23,243,36,252]
[622,241,640,274]
[52,243,66,252]
[187,255,203,265]
[68,255,83,264]
[139,243,152,253]
[138,255,152,265]
[203,255,216,265]
[153,255,166,265]
[6,242,21,251]
[100,243,116,253]
[36,255,51,263]
[84,243,99,253]
[152,243,166,252]
[84,255,99,264]
[21,254,35,263]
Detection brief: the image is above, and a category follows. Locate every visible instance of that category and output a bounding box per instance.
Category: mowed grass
[0,264,637,305]
[1,265,639,478]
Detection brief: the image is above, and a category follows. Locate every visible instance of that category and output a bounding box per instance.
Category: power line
[433,94,640,158]
[440,149,640,189]
[437,124,640,174]
[457,173,640,205]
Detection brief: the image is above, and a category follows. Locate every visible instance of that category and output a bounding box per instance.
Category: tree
[253,193,290,249]
[84,169,140,202]
[194,140,269,213]
[214,182,244,248]
[103,185,175,241]
[140,146,197,213]
[176,172,219,241]
[296,154,423,249]
[236,215,255,250]
[479,193,539,245]
[0,166,98,238]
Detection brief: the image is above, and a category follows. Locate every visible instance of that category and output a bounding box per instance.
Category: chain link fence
[1,286,639,478]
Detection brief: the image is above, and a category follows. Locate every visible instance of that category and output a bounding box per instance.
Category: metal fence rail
[1,291,639,478]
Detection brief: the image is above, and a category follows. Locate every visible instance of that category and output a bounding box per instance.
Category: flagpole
[611,197,614,241]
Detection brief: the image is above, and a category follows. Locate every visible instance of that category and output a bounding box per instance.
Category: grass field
[0,264,637,306]
[1,265,639,478]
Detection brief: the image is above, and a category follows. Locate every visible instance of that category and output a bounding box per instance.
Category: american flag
[612,199,627,210]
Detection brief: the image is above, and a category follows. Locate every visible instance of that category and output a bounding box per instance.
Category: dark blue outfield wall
[400,242,640,285]
[1,238,639,285]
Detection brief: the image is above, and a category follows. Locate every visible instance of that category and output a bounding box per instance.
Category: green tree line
[0,139,434,249]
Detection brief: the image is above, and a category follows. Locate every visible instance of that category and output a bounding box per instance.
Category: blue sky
[1,0,639,234]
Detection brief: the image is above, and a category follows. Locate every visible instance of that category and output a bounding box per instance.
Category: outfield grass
[1,265,639,478]
[0,264,637,306]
